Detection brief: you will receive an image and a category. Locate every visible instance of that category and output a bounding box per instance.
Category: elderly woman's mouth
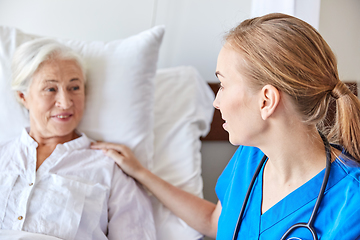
[52,114,73,120]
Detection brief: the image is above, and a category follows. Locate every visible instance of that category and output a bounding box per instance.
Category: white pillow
[152,66,215,240]
[0,25,165,169]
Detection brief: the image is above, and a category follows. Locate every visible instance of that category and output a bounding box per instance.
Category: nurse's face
[213,45,263,146]
[18,58,85,141]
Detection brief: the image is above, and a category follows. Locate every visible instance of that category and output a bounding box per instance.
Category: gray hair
[11,38,86,101]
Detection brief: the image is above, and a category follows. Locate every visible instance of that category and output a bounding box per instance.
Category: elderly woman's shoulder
[71,140,127,171]
[0,137,24,171]
[71,145,114,166]
[0,137,22,152]
[70,147,135,186]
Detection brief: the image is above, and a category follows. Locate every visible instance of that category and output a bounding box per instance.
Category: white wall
[0,1,154,40]
[318,0,360,85]
[0,0,251,81]
[154,0,251,81]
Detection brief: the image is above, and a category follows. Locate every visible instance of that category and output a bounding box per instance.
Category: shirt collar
[20,127,91,151]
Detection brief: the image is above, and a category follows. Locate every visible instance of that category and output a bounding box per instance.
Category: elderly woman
[0,39,156,240]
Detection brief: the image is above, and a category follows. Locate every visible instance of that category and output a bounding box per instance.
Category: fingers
[104,149,124,163]
[91,142,131,154]
[90,141,120,149]
[92,142,144,178]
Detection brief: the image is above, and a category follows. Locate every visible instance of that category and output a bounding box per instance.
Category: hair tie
[331,81,350,100]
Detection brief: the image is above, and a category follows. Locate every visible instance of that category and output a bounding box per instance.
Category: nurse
[92,13,360,239]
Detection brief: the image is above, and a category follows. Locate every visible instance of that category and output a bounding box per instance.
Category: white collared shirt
[0,128,156,240]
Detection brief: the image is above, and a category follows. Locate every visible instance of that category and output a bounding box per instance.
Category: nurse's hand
[91,141,219,238]
[90,142,146,179]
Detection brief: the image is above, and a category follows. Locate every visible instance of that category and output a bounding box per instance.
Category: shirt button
[18,216,23,220]
[29,183,33,186]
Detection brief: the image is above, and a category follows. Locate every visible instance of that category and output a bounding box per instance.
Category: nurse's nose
[213,90,221,110]
[55,89,73,109]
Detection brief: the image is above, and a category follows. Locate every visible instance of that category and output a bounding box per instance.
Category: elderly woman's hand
[91,142,147,179]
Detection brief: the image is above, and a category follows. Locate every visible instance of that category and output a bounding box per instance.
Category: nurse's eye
[218,83,224,90]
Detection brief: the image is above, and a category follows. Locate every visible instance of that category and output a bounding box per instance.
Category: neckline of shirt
[20,127,90,151]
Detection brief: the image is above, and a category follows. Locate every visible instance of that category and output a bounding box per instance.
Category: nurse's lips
[222,118,227,129]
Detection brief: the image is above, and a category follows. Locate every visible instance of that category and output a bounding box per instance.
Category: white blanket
[0,230,62,240]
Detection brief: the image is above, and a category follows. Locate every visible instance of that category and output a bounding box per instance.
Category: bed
[0,25,215,240]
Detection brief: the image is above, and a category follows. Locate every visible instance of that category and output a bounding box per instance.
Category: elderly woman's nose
[55,90,73,109]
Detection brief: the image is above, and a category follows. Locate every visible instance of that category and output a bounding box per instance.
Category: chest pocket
[23,174,107,240]
[0,173,18,224]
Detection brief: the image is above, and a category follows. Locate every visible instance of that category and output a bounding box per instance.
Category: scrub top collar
[257,156,349,234]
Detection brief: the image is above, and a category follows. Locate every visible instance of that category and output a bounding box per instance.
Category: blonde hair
[225,13,360,162]
[11,38,86,101]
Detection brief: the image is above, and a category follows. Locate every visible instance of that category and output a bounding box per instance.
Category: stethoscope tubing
[232,154,267,240]
[232,132,332,240]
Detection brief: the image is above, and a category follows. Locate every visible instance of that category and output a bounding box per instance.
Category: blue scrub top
[215,145,360,240]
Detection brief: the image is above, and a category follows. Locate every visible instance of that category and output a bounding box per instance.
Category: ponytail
[328,81,360,162]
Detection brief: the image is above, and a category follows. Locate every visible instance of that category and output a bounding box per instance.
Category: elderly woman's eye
[71,86,80,91]
[46,87,56,92]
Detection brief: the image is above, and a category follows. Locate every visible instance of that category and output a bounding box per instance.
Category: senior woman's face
[18,58,85,140]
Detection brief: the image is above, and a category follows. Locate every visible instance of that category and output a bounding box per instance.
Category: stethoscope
[232,132,332,240]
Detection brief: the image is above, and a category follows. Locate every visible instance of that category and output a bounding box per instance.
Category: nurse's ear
[259,84,280,120]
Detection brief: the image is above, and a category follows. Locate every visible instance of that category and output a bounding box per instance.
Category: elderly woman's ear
[17,91,29,109]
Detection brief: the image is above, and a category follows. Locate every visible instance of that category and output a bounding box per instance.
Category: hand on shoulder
[90,142,147,179]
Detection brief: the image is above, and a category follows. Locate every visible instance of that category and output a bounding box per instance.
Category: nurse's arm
[91,142,221,238]
[135,168,221,238]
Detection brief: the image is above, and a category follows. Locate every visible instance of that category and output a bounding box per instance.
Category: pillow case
[152,66,215,240]
[0,25,165,169]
